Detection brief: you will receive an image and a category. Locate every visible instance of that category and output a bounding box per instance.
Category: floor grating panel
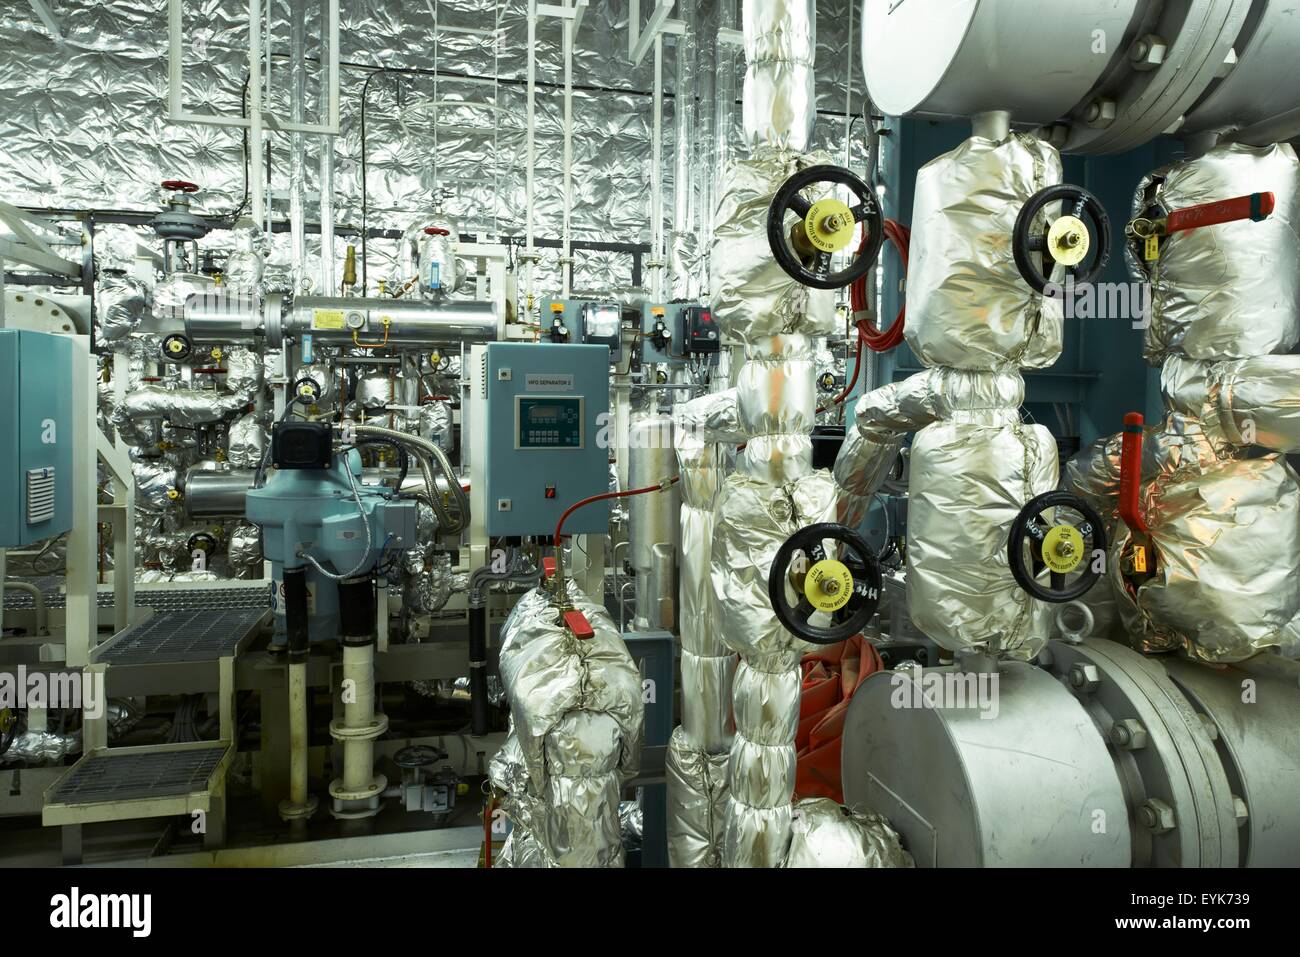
[48,746,225,805]
[97,607,267,664]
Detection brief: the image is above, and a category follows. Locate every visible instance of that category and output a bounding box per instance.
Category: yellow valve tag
[804,559,854,613]
[312,309,346,330]
[1132,545,1148,573]
[804,198,856,254]
[1041,525,1085,574]
[1144,235,1160,261]
[1046,215,1091,267]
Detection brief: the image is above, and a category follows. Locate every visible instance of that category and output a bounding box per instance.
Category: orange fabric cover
[795,636,883,803]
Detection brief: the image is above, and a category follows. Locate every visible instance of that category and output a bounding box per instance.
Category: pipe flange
[1045,638,1239,867]
[277,795,319,822]
[329,773,388,804]
[328,712,389,743]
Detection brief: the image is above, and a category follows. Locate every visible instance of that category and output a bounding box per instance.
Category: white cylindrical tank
[860,0,1300,153]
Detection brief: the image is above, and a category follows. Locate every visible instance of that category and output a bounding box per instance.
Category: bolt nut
[1138,798,1176,834]
[1083,97,1117,128]
[1068,663,1101,693]
[1110,718,1148,750]
[1129,34,1167,71]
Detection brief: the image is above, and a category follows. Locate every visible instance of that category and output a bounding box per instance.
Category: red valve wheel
[161,180,200,193]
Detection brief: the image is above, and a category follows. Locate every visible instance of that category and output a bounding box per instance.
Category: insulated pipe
[185,295,501,347]
[182,468,256,518]
[248,0,265,227]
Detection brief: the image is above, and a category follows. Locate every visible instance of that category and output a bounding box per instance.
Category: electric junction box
[640,302,720,364]
[541,298,626,362]
[0,330,74,548]
[469,342,611,537]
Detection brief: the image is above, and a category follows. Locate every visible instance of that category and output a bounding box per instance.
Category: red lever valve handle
[1118,412,1148,536]
[1164,191,1274,234]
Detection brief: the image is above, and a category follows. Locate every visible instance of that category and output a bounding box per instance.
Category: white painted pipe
[318,1,336,295]
[287,660,309,809]
[651,34,665,300]
[341,643,376,792]
[524,0,538,303]
[561,3,574,297]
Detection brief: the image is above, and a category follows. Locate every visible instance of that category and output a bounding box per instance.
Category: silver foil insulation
[1098,142,1300,663]
[834,133,1064,661]
[490,583,644,867]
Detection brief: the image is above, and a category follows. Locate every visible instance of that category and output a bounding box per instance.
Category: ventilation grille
[26,468,55,524]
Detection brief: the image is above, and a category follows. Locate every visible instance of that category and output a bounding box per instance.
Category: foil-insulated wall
[0,0,869,295]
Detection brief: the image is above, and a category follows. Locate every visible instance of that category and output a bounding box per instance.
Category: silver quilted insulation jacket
[665,397,734,868]
[490,582,643,867]
[833,133,1064,660]
[1097,143,1300,663]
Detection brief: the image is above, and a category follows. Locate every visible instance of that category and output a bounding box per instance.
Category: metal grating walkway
[3,578,269,612]
[47,746,226,805]
[97,607,267,665]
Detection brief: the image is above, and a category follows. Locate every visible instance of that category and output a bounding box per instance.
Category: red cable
[553,478,679,546]
[852,219,910,352]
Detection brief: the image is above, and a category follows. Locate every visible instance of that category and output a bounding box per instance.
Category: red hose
[1119,412,1148,535]
[851,219,910,353]
[554,478,679,546]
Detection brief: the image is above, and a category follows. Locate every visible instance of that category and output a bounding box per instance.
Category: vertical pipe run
[282,566,314,823]
[318,1,336,294]
[469,605,491,735]
[524,0,538,304]
[561,1,574,297]
[651,34,665,300]
[248,0,264,227]
[330,576,388,817]
[288,1,308,290]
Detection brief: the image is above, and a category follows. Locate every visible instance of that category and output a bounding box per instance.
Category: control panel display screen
[516,395,584,449]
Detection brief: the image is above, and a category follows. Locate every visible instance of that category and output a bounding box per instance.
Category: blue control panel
[0,330,74,548]
[482,342,610,537]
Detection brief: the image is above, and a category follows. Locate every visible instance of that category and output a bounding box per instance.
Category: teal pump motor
[248,442,417,646]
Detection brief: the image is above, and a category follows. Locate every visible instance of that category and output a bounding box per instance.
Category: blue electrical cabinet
[0,330,74,548]
[483,342,610,537]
